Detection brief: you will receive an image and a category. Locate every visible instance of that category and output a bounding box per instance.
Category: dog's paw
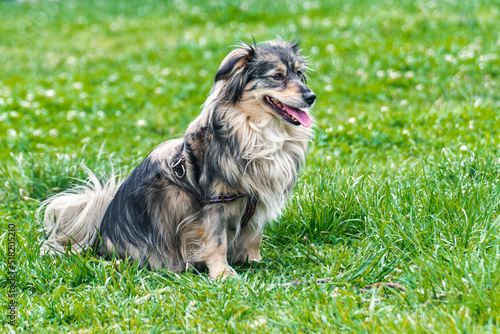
[248,255,262,263]
[209,265,239,280]
[245,250,262,263]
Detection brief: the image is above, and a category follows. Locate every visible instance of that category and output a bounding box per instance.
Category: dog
[40,37,316,278]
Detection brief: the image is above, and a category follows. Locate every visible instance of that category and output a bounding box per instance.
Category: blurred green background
[1,0,500,332]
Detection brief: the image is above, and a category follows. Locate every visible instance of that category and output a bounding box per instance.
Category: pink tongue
[284,105,312,127]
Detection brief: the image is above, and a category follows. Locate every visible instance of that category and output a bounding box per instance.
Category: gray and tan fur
[40,38,316,278]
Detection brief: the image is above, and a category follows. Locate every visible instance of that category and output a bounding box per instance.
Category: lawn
[1,0,500,332]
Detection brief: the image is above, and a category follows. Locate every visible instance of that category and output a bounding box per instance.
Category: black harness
[170,150,257,229]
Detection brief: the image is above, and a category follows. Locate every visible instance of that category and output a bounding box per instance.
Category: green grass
[1,0,500,332]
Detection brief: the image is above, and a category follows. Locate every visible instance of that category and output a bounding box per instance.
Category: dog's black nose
[303,92,316,105]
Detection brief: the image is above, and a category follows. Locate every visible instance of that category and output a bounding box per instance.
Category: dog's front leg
[203,238,236,279]
[195,205,236,279]
[236,225,263,263]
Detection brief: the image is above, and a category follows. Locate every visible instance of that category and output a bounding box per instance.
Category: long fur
[39,166,121,254]
[40,38,316,278]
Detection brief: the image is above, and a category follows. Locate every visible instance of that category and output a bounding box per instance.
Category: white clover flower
[250,317,267,328]
[388,69,402,79]
[460,145,467,151]
[7,128,17,137]
[300,16,312,28]
[405,71,415,79]
[381,106,389,112]
[45,90,55,98]
[459,50,474,61]
[136,119,147,127]
[198,69,208,77]
[109,21,121,32]
[416,84,423,91]
[403,129,410,135]
[161,68,171,76]
[473,98,482,108]
[325,85,333,92]
[356,69,367,80]
[33,129,42,136]
[97,110,105,118]
[49,129,58,137]
[10,111,19,118]
[444,54,456,63]
[348,117,356,124]
[108,74,118,82]
[73,82,83,90]
[401,99,408,106]
[66,56,77,65]
[479,54,497,62]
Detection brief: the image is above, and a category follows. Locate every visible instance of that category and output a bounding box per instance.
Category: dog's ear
[214,43,255,104]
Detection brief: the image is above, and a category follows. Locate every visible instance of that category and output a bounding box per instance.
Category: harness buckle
[171,157,186,179]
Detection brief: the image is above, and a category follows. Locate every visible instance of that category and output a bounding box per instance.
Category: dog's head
[213,38,315,127]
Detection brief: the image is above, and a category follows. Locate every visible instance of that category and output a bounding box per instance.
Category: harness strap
[240,196,258,228]
[199,193,246,205]
[171,149,257,229]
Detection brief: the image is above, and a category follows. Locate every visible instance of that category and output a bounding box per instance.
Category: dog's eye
[273,73,284,80]
[297,71,307,83]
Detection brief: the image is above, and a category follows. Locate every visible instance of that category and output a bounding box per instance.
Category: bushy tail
[39,166,121,255]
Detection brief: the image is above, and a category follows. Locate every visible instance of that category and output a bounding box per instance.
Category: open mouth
[264,96,312,127]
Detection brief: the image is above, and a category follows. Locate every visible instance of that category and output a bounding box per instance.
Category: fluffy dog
[41,38,316,278]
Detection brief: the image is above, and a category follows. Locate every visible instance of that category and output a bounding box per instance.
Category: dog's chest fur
[185,101,312,229]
